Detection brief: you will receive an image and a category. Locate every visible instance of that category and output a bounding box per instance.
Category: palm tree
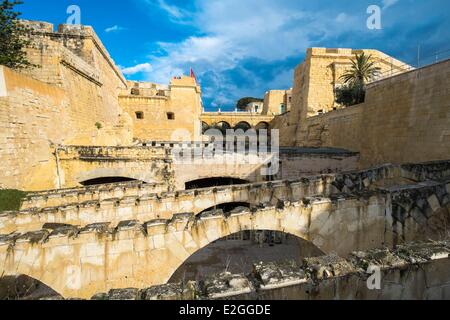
[340,52,381,86]
[337,52,381,105]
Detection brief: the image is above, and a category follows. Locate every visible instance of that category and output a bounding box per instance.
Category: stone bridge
[0,194,388,299]
[56,145,275,190]
[0,161,449,299]
[54,145,359,190]
[0,163,409,234]
[3,161,448,234]
[56,146,172,188]
[200,113,275,131]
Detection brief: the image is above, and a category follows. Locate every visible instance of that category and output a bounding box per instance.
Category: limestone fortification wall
[0,21,133,191]
[19,21,133,145]
[0,66,66,190]
[277,148,358,179]
[269,112,295,146]
[294,48,412,120]
[262,89,291,115]
[301,59,450,167]
[119,77,203,142]
[275,54,450,167]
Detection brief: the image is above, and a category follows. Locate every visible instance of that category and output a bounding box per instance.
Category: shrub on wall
[0,189,27,212]
[335,84,365,107]
[336,52,380,107]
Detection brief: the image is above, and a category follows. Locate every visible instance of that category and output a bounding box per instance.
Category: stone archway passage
[185,177,250,190]
[234,121,252,131]
[0,274,62,300]
[79,177,140,186]
[168,230,324,284]
[201,122,210,134]
[197,202,251,216]
[255,121,270,131]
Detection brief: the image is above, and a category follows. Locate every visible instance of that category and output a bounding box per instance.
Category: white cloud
[336,13,348,23]
[120,63,153,75]
[144,0,191,22]
[105,25,126,33]
[134,0,374,107]
[383,0,399,10]
[157,0,184,19]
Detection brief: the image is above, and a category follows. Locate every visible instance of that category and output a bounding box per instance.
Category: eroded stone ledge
[2,161,449,235]
[86,240,450,300]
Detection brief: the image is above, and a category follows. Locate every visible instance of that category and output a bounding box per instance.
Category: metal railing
[368,47,450,83]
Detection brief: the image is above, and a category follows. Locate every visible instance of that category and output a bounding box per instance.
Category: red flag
[190,67,197,82]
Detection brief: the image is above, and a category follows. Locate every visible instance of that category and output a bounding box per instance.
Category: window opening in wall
[135,112,144,119]
[167,112,175,120]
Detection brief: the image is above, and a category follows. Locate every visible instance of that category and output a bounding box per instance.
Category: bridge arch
[161,212,321,286]
[0,274,62,300]
[168,229,324,283]
[255,121,270,131]
[76,168,156,186]
[201,122,210,134]
[185,177,250,190]
[211,121,232,135]
[80,177,139,186]
[234,121,252,131]
[197,202,251,216]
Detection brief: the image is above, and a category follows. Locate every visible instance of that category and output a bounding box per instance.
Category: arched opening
[168,230,324,283]
[209,121,231,135]
[198,202,251,217]
[234,121,252,132]
[80,176,141,186]
[201,122,210,134]
[185,177,250,190]
[255,121,269,132]
[0,275,62,300]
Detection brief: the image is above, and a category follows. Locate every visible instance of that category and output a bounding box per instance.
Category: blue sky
[18,0,450,111]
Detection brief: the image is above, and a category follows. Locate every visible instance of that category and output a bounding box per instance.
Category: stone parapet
[21,181,168,210]
[2,160,449,234]
[57,145,169,161]
[90,240,450,300]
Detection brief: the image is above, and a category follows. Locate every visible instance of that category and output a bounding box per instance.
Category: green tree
[0,0,34,69]
[337,52,381,106]
[236,97,263,110]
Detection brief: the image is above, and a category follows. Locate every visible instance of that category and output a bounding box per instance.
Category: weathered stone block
[427,194,441,212]
[108,288,140,300]
[411,207,428,226]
